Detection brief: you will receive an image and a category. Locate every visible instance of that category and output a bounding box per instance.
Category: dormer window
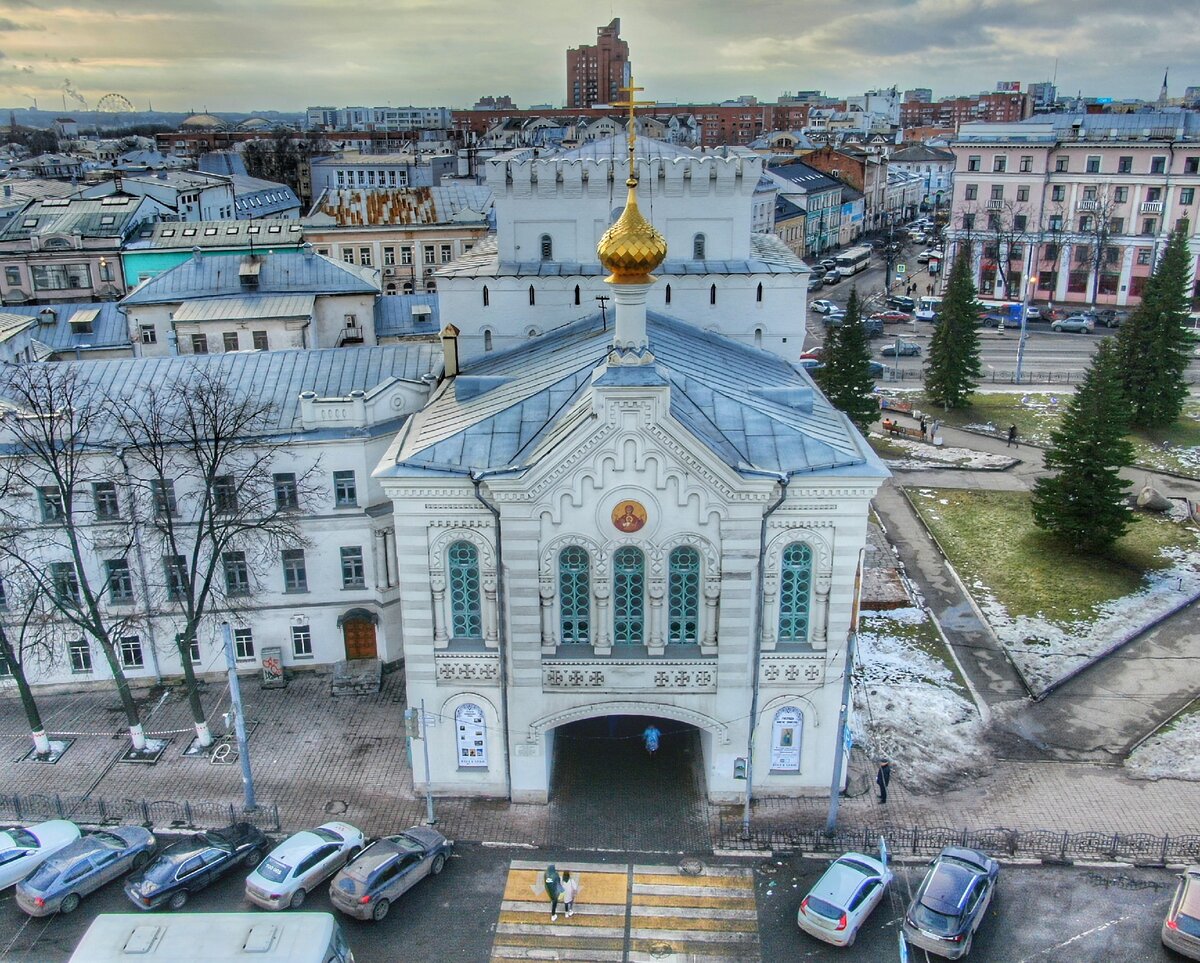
[693,234,706,259]
[540,234,553,261]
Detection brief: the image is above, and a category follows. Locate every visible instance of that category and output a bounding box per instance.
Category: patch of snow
[871,433,1019,471]
[852,609,987,793]
[970,541,1200,694]
[1127,712,1200,782]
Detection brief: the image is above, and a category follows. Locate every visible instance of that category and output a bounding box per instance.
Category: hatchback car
[0,820,81,891]
[806,275,824,292]
[329,827,452,922]
[886,295,916,312]
[810,299,839,315]
[1052,315,1095,333]
[881,340,922,357]
[245,821,365,911]
[15,827,155,916]
[798,346,824,362]
[823,270,843,285]
[124,823,269,911]
[903,847,999,959]
[1163,866,1200,959]
[797,852,892,947]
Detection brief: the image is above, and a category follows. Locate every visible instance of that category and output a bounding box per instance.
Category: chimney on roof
[302,241,314,259]
[191,245,202,263]
[440,323,460,378]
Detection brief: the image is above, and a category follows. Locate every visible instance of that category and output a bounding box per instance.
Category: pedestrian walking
[561,870,579,918]
[543,864,563,921]
[930,418,941,443]
[876,759,892,804]
[1007,424,1018,448]
[919,415,927,441]
[643,724,661,756]
[926,283,934,296]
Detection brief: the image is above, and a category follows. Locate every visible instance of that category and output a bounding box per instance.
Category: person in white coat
[560,870,580,919]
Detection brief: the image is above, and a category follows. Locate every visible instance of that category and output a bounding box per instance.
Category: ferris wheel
[96,93,135,114]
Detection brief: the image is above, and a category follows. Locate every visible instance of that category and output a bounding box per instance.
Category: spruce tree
[1031,338,1134,551]
[814,287,879,433]
[1115,229,1193,429]
[924,248,982,409]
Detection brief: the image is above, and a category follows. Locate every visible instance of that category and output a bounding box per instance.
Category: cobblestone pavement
[3,672,1200,850]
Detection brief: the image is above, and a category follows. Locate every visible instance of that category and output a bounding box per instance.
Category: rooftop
[381,312,886,480]
[0,301,129,352]
[374,293,440,339]
[126,219,305,251]
[0,195,151,241]
[307,185,493,227]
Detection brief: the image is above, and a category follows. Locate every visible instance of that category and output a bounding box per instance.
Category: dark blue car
[902,846,999,958]
[124,823,269,911]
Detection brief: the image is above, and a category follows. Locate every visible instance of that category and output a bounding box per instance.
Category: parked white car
[0,820,82,890]
[244,821,365,911]
[810,299,839,315]
[798,852,893,947]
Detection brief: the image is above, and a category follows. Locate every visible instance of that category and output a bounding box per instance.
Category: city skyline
[0,0,1193,114]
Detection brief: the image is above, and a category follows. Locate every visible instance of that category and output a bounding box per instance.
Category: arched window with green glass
[558,547,590,644]
[667,547,700,644]
[613,546,645,645]
[448,540,482,639]
[778,542,813,643]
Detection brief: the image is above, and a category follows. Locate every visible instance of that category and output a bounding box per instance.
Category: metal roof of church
[381,313,885,480]
[438,233,808,278]
[0,346,439,441]
[122,250,379,304]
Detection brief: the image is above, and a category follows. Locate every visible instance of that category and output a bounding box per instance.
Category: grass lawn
[909,488,1197,624]
[902,392,1200,476]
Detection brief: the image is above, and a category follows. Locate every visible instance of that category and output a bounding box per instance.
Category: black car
[123,823,269,911]
[886,295,916,312]
[902,847,999,958]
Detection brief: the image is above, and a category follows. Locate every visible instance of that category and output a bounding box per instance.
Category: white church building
[377,130,887,804]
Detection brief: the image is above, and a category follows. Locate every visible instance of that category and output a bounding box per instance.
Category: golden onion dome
[597,179,667,284]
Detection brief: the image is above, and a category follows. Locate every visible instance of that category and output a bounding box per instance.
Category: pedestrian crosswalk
[491,859,760,962]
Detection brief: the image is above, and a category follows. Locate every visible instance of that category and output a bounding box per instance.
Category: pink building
[946,113,1200,309]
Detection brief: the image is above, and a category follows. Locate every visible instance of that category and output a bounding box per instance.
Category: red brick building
[900,92,1032,131]
[566,18,630,109]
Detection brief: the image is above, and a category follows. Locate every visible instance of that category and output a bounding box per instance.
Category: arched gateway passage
[545,713,713,851]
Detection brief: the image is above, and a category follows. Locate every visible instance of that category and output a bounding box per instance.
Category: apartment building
[901,92,1032,132]
[308,153,456,196]
[566,17,630,109]
[946,113,1200,307]
[305,106,453,132]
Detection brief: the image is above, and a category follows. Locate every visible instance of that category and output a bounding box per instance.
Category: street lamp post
[1015,277,1035,384]
[220,622,257,812]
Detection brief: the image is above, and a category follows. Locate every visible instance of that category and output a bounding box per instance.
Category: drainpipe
[742,471,789,838]
[470,469,514,801]
[116,449,162,683]
[826,546,865,832]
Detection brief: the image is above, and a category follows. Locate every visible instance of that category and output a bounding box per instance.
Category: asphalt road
[0,838,1186,963]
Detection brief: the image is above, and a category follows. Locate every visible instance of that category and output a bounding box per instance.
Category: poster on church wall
[456,703,488,768]
[770,706,803,772]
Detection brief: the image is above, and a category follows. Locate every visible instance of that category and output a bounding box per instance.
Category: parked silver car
[15,827,155,916]
[1052,315,1095,333]
[328,827,452,922]
[1163,866,1200,959]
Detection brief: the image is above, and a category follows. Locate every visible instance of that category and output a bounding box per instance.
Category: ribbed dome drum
[597,179,667,284]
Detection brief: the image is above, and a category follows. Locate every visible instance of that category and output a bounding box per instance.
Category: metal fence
[880,367,1200,386]
[0,792,280,834]
[717,817,1200,865]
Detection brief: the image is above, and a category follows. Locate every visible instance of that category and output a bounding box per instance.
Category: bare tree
[111,369,317,748]
[0,567,60,756]
[980,200,1034,302]
[0,364,149,749]
[1071,189,1122,304]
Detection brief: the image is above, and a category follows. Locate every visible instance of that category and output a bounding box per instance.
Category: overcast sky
[0,0,1194,114]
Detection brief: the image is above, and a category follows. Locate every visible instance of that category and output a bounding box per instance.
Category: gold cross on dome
[610,77,656,177]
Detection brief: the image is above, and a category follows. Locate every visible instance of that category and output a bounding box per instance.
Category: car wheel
[431,853,446,876]
[132,850,151,871]
[1052,324,1062,332]
[59,893,81,915]
[371,898,390,922]
[290,888,306,910]
[168,890,189,911]
[244,848,264,868]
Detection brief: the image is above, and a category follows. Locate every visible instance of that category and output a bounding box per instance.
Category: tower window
[709,284,717,305]
[529,285,536,306]
[540,234,553,261]
[693,234,706,259]
[665,283,671,305]
[482,285,489,307]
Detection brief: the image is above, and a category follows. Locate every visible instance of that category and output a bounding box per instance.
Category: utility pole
[595,294,610,331]
[826,632,857,832]
[420,698,436,825]
[220,622,256,812]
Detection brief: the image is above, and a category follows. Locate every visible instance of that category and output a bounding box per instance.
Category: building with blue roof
[374,115,886,806]
[122,248,382,357]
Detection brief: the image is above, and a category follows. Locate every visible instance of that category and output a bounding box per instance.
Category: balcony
[1141,201,1164,214]
[985,199,1005,211]
[1077,199,1101,211]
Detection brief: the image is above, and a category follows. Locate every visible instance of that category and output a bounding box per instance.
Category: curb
[896,486,1038,699]
[1127,697,1200,756]
[923,604,991,724]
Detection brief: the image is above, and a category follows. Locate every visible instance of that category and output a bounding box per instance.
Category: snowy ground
[852,607,988,793]
[1126,710,1200,782]
[971,544,1200,694]
[871,432,1019,471]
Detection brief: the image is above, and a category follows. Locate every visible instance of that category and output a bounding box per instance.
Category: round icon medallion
[611,500,648,533]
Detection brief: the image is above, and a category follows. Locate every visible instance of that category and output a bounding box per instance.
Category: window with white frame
[233,626,254,660]
[340,546,365,588]
[120,636,144,668]
[69,639,92,673]
[333,470,357,507]
[282,549,307,592]
[291,623,313,659]
[105,559,135,604]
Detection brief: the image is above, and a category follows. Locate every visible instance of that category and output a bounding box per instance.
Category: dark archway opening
[546,715,710,851]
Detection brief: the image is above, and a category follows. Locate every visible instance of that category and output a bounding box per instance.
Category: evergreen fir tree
[924,248,982,409]
[814,287,878,433]
[1031,339,1134,551]
[1115,229,1193,429]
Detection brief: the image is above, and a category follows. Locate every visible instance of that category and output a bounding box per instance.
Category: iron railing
[0,792,280,833]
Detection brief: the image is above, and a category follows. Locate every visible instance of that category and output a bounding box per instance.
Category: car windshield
[256,857,290,883]
[8,829,37,848]
[390,833,426,853]
[24,861,62,889]
[911,902,957,935]
[836,858,878,877]
[805,895,844,920]
[311,828,344,843]
[90,831,128,849]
